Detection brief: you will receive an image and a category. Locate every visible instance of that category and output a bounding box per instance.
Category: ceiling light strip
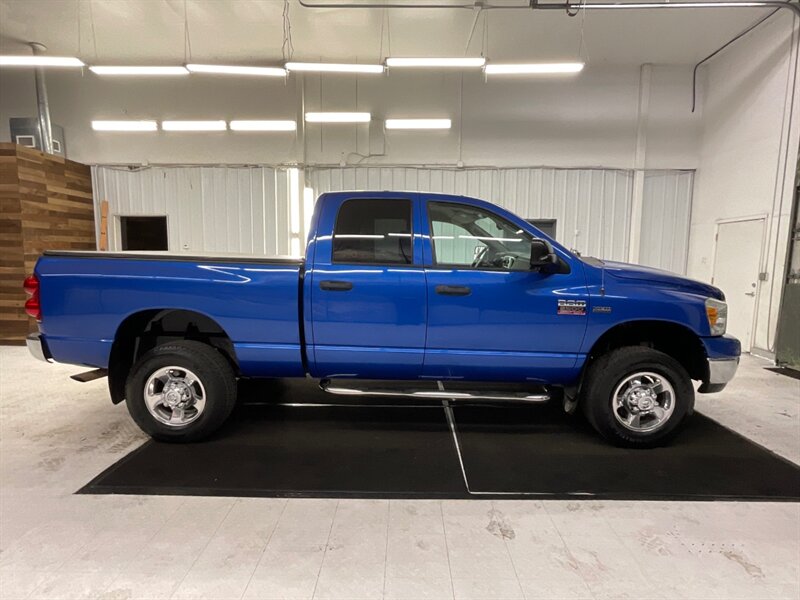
[386,57,485,68]
[230,120,297,131]
[0,56,85,67]
[89,66,188,75]
[286,62,384,74]
[186,64,286,76]
[162,120,227,131]
[305,112,371,123]
[484,62,584,75]
[385,118,452,130]
[92,120,158,132]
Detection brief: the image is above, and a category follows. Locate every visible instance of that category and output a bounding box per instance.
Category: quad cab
[25,192,740,447]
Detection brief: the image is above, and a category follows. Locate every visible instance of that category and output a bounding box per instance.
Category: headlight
[705,298,727,336]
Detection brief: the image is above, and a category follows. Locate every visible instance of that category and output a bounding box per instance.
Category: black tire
[580,346,693,448]
[125,340,237,442]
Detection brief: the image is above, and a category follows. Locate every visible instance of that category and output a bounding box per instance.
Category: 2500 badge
[557,299,587,316]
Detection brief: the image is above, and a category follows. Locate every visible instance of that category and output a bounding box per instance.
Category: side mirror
[530,239,557,271]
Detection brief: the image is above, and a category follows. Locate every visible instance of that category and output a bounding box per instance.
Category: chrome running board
[319,380,550,403]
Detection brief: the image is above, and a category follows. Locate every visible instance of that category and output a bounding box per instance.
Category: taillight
[23,275,42,321]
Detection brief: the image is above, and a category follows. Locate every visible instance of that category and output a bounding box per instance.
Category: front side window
[429,202,533,271]
[332,199,413,265]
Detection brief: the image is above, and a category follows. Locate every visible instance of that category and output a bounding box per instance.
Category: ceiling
[0,0,783,67]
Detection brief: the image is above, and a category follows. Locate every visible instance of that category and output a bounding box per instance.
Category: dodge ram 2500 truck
[25,191,740,447]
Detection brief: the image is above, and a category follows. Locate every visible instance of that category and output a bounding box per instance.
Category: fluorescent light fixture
[305,112,371,123]
[162,120,227,131]
[289,169,301,236]
[303,187,315,236]
[289,168,302,255]
[0,56,84,67]
[230,120,297,131]
[285,62,384,74]
[334,234,385,239]
[186,64,286,77]
[484,62,585,75]
[386,57,485,68]
[91,120,158,132]
[385,118,451,130]
[89,66,188,75]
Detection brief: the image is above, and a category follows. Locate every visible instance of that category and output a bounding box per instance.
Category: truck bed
[43,250,304,266]
[36,251,306,377]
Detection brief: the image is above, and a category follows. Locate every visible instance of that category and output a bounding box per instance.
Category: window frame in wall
[118,215,170,251]
[526,219,557,240]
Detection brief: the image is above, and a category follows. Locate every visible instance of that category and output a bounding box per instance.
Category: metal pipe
[533,0,798,13]
[299,0,800,16]
[691,8,780,112]
[298,1,525,8]
[29,42,54,155]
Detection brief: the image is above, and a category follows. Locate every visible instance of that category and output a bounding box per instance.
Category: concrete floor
[0,346,798,600]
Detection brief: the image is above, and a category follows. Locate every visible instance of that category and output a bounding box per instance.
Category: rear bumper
[26,333,51,363]
[699,334,741,393]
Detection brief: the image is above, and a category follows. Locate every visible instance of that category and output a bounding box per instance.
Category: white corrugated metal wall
[308,167,634,262]
[308,166,694,270]
[92,165,693,272]
[639,170,694,274]
[91,166,299,256]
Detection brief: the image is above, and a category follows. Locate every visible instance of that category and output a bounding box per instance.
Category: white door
[712,218,764,351]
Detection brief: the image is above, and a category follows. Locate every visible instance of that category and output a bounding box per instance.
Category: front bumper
[698,357,739,393]
[698,334,740,393]
[26,333,51,363]
[708,357,739,384]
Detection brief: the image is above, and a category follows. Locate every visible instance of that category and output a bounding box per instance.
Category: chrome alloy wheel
[144,366,206,427]
[612,371,675,433]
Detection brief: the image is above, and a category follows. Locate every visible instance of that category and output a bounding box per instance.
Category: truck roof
[319,190,479,202]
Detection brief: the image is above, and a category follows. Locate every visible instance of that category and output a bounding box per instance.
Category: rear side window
[333,199,413,265]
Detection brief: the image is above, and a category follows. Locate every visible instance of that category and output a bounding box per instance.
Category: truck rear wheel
[581,346,693,448]
[125,340,237,442]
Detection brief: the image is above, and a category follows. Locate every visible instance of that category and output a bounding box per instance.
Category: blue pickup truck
[25,191,740,447]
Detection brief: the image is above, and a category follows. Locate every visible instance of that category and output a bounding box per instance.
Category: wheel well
[107,309,237,404]
[586,320,708,382]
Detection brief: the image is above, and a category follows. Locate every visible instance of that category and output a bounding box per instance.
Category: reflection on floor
[1,348,798,599]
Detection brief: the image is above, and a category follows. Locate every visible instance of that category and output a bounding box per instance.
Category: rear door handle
[320,280,353,292]
[435,285,471,296]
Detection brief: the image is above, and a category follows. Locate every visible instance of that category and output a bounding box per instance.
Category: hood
[593,259,725,300]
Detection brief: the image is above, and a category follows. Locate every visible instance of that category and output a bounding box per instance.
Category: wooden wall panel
[0,143,95,345]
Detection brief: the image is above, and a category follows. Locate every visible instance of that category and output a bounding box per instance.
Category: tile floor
[0,347,798,600]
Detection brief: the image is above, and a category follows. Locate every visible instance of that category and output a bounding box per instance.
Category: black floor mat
[79,379,800,501]
[454,404,800,501]
[765,366,800,381]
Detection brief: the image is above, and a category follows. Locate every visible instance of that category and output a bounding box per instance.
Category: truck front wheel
[125,340,237,442]
[581,346,693,448]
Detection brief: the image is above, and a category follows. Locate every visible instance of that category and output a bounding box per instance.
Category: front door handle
[436,284,471,296]
[320,280,353,292]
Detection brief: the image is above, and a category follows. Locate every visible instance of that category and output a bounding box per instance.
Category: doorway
[712,217,766,352]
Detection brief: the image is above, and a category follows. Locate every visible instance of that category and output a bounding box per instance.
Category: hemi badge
[593,306,612,314]
[557,299,587,316]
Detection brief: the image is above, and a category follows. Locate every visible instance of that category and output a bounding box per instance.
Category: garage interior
[1,1,800,599]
